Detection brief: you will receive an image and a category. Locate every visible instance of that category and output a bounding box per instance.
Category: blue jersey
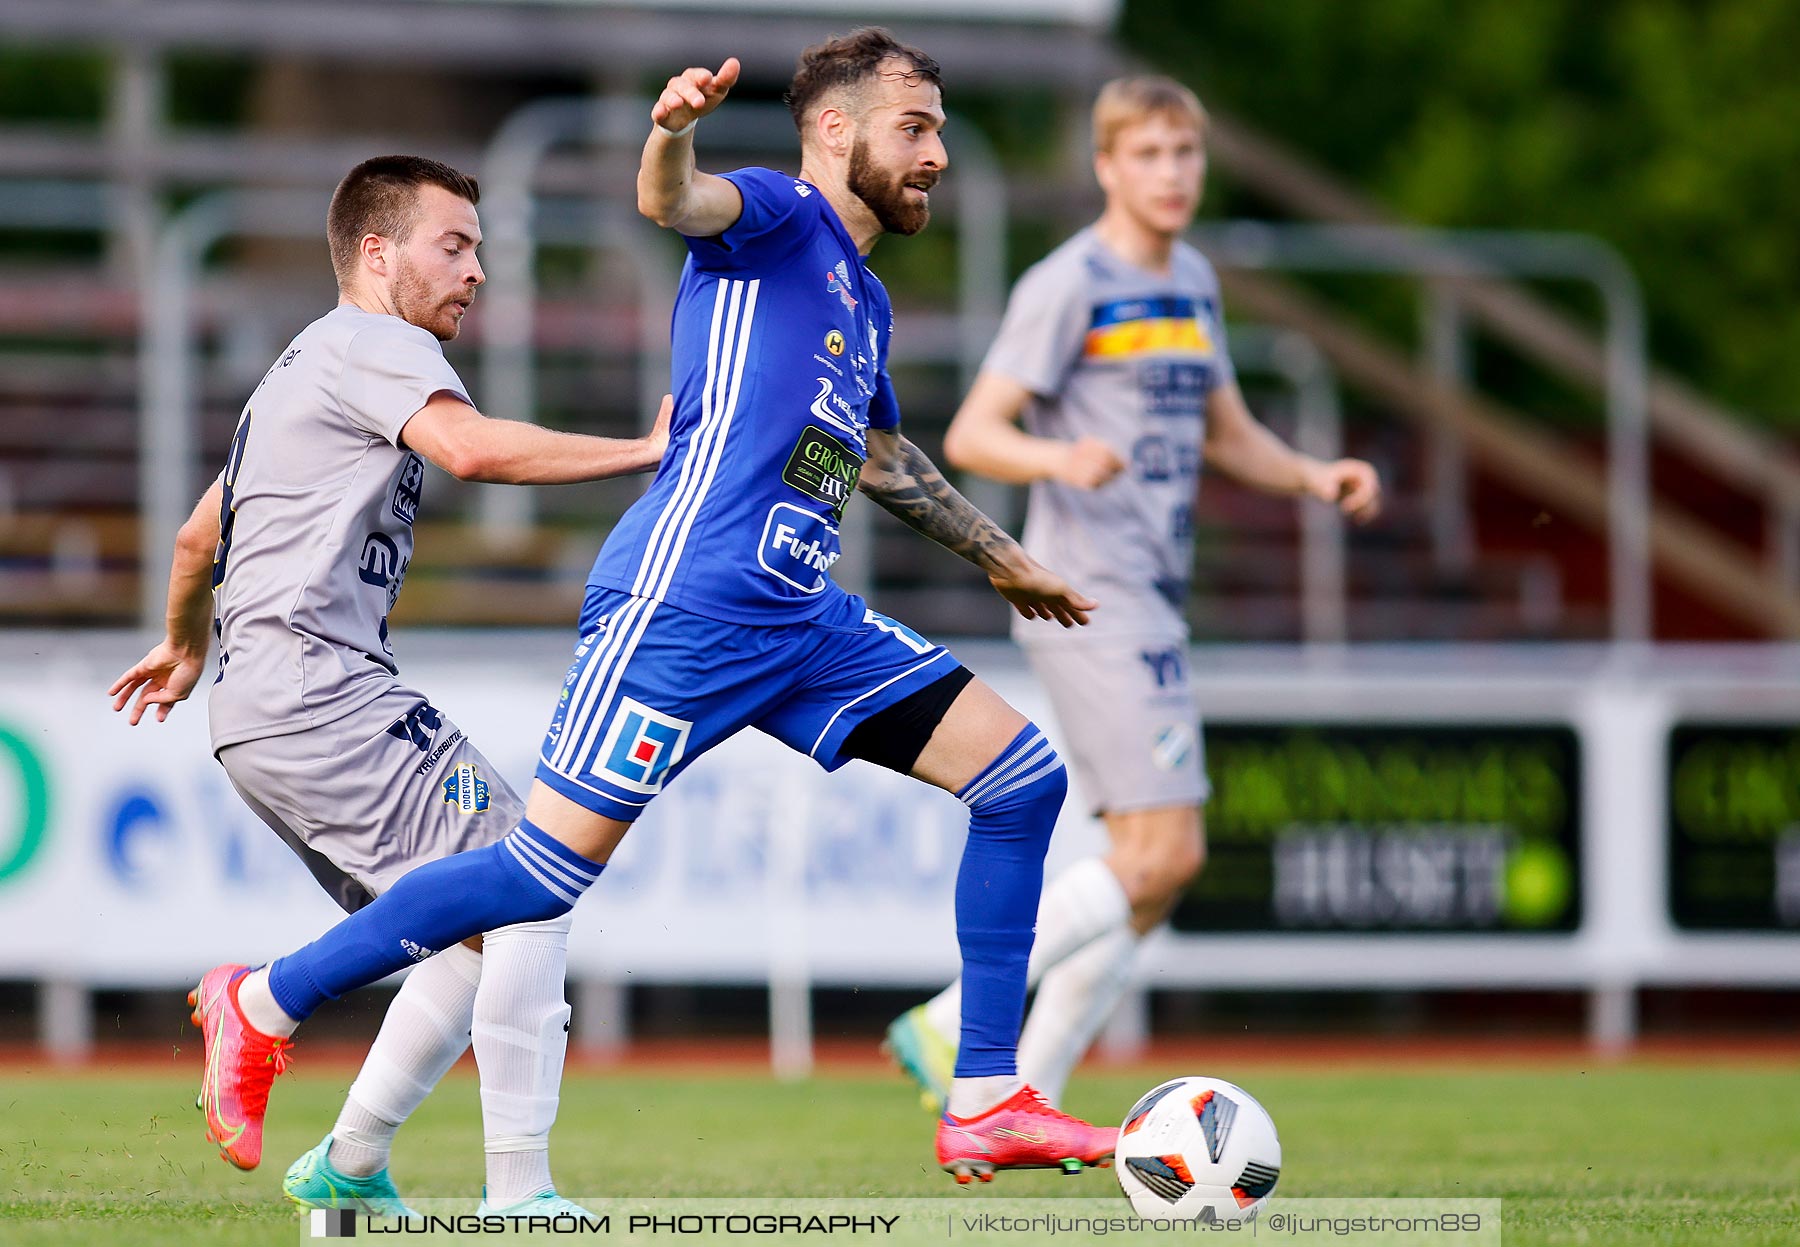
[589,167,900,626]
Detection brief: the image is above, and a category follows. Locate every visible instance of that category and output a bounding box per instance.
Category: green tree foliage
[1123,0,1800,424]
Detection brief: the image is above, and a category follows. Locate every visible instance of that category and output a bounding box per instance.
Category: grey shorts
[1022,637,1209,817]
[217,687,525,913]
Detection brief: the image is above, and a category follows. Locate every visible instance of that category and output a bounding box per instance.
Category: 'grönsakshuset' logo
[442,763,490,814]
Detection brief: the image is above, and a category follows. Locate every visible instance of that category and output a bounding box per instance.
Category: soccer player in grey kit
[111,156,667,1215]
[888,77,1381,1108]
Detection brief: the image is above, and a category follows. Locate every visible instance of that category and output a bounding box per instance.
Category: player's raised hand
[988,554,1098,629]
[109,640,207,725]
[652,58,741,134]
[1305,457,1382,524]
[1056,436,1126,490]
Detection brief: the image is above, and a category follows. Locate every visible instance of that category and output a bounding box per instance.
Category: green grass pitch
[2,1060,1796,1245]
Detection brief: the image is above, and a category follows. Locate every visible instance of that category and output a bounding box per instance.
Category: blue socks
[267,821,602,1023]
[951,724,1066,1077]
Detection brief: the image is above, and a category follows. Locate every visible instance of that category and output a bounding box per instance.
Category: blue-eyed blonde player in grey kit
[888,77,1382,1108]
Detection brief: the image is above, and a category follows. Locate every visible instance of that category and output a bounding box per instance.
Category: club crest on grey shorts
[216,685,524,912]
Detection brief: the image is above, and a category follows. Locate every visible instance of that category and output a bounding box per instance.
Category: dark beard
[847,139,931,237]
[392,256,455,341]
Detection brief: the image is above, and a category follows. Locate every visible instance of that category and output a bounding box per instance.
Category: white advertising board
[0,636,1101,988]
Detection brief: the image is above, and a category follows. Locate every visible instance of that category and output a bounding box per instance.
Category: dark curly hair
[784,27,943,135]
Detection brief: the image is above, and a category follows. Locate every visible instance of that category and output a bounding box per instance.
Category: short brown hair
[785,27,943,135]
[1092,76,1207,154]
[326,155,481,286]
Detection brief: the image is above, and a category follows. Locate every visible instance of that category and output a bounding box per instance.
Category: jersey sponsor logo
[400,938,436,962]
[782,424,864,519]
[559,628,603,705]
[792,180,812,197]
[1152,723,1196,771]
[1140,359,1213,419]
[824,329,846,357]
[386,701,444,751]
[442,762,491,813]
[597,696,691,793]
[1131,434,1201,485]
[392,453,425,525]
[1170,503,1195,543]
[807,377,867,446]
[414,727,465,777]
[757,502,839,593]
[1084,295,1216,359]
[827,259,858,311]
[358,533,408,656]
[1139,646,1188,689]
[358,532,408,603]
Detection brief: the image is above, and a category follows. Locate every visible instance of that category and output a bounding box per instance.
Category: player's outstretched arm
[859,428,1095,628]
[109,478,222,725]
[637,58,746,237]
[401,392,671,485]
[944,370,1125,489]
[1204,382,1382,523]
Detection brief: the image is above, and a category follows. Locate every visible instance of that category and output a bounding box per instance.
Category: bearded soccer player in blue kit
[190,28,1119,1185]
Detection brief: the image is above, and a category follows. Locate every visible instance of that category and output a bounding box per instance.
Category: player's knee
[480,822,604,927]
[959,725,1067,845]
[962,737,1066,814]
[1154,810,1206,893]
[1160,834,1206,895]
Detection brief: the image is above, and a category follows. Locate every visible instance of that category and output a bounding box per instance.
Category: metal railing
[1192,221,1651,645]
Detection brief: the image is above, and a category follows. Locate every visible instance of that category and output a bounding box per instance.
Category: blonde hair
[1092,75,1207,154]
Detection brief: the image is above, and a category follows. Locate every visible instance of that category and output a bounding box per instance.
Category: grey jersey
[208,306,468,750]
[982,228,1234,641]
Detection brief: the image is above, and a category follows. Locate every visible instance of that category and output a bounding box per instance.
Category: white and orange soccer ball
[1114,1076,1282,1223]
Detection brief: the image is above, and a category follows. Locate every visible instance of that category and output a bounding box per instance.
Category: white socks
[947,1074,1024,1119]
[473,916,574,1206]
[328,942,483,1178]
[235,966,301,1039]
[1017,923,1143,1104]
[924,856,1132,1041]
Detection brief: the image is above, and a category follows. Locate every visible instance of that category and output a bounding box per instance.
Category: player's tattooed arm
[859,429,1013,570]
[859,429,1095,627]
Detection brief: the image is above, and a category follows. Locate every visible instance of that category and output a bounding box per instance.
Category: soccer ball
[1114,1076,1281,1223]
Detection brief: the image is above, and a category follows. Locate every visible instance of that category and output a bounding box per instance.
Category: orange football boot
[935,1085,1117,1184]
[188,963,295,1170]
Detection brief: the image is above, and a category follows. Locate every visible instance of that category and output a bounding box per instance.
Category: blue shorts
[535,587,958,821]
